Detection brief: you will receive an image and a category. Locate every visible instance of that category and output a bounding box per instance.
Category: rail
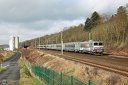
[59,55,128,77]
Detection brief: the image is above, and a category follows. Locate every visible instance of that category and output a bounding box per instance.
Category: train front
[91,41,104,54]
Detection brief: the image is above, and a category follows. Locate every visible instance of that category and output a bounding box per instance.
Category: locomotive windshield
[94,43,98,46]
[94,42,103,46]
[99,42,103,45]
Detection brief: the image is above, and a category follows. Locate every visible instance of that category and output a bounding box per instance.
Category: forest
[21,4,128,55]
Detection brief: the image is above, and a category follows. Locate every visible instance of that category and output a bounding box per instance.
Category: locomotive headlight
[100,47,103,49]
[80,48,83,50]
[94,47,97,50]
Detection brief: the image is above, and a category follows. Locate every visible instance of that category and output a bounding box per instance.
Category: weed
[106,75,120,85]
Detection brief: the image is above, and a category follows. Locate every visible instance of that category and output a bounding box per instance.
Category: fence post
[42,67,43,80]
[88,80,91,85]
[42,67,44,79]
[71,76,73,85]
[39,66,41,80]
[44,67,47,82]
[60,72,63,85]
[52,70,54,85]
[47,68,50,83]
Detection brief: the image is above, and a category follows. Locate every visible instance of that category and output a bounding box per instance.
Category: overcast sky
[0,0,128,45]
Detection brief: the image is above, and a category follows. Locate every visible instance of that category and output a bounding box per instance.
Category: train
[37,40,104,55]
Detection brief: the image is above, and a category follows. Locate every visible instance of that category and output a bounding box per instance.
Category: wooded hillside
[21,5,128,55]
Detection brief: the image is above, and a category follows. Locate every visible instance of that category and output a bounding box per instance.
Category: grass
[0,67,6,72]
[18,59,45,85]
[3,51,15,61]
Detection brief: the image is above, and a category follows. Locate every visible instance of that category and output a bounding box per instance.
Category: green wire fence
[26,61,97,85]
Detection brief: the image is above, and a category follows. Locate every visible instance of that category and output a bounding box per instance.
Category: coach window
[81,44,89,48]
[90,43,92,47]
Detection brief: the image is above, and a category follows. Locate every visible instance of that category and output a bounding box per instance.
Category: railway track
[40,49,128,77]
[59,55,128,77]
